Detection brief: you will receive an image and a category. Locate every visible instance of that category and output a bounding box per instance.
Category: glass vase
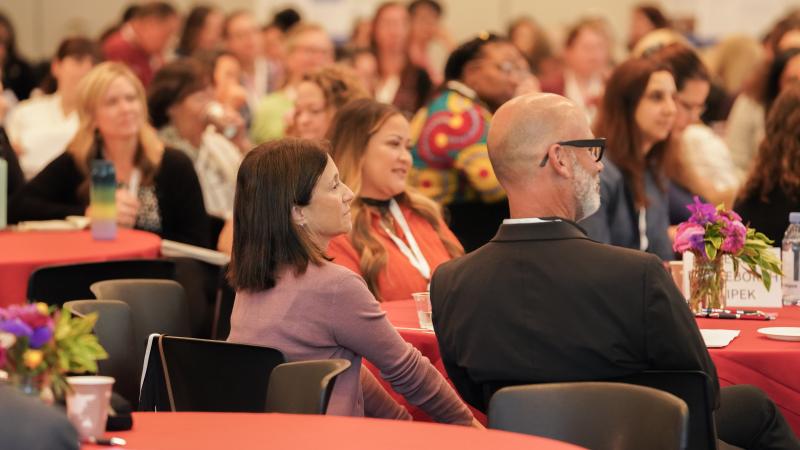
[16,373,40,397]
[13,372,54,404]
[689,257,726,313]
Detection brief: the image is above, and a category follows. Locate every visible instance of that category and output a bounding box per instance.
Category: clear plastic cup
[668,261,685,298]
[412,292,434,331]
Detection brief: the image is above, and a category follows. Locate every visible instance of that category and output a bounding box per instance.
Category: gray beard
[572,159,601,221]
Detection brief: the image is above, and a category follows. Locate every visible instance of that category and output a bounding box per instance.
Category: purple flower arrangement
[0,303,107,397]
[673,196,781,290]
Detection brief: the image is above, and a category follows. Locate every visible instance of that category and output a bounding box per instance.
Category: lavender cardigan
[227,261,473,424]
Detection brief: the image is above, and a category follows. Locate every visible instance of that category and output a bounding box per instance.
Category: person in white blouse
[6,37,101,179]
[147,58,242,222]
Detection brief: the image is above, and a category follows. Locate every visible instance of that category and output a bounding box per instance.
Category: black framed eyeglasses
[538,138,606,167]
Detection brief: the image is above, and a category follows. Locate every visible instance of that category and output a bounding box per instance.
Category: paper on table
[700,329,741,348]
[161,239,230,267]
[14,216,90,231]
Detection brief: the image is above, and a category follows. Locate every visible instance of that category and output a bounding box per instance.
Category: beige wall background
[2,0,798,61]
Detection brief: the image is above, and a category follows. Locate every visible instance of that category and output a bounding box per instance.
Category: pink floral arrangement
[673,197,781,289]
[0,303,107,397]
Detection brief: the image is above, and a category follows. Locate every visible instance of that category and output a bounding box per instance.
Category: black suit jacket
[430,219,717,412]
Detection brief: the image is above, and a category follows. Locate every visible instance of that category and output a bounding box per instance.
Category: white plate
[757,327,800,341]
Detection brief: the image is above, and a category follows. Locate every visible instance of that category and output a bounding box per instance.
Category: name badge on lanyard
[380,199,431,281]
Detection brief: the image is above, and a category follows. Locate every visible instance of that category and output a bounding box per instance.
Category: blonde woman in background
[9,62,209,247]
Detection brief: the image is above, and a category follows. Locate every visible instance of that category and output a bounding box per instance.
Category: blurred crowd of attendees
[2,1,800,267]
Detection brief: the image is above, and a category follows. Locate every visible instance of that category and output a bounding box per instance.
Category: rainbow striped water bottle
[90,159,117,240]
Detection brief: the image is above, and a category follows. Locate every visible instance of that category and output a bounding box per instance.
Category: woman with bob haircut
[736,82,800,247]
[226,138,478,425]
[580,57,677,260]
[326,99,463,301]
[9,62,209,247]
[147,58,242,221]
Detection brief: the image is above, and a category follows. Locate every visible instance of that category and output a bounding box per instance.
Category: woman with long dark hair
[176,5,224,57]
[726,33,800,179]
[227,138,477,425]
[736,82,800,246]
[580,57,677,260]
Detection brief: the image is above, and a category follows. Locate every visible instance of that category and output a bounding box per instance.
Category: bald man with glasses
[431,92,799,450]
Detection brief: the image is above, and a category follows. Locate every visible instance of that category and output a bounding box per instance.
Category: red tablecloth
[699,306,800,434]
[0,229,161,306]
[379,300,800,435]
[82,412,583,450]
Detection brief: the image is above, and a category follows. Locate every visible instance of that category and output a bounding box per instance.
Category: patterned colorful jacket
[409,81,505,205]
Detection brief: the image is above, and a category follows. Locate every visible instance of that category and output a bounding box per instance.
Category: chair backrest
[265,359,351,414]
[158,335,285,412]
[28,259,176,306]
[615,371,718,450]
[138,333,170,411]
[211,264,235,340]
[489,382,689,450]
[91,279,191,369]
[63,300,140,409]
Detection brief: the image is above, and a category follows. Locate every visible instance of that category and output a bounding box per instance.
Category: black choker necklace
[361,197,392,209]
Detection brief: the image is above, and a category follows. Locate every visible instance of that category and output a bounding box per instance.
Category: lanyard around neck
[379,199,431,281]
[638,207,649,252]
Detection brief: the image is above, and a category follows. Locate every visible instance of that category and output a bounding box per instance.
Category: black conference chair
[27,259,176,306]
[158,335,285,412]
[489,382,689,450]
[138,333,170,411]
[63,300,140,409]
[90,279,192,374]
[265,359,351,414]
[616,371,723,450]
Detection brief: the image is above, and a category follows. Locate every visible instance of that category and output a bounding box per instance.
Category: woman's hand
[115,189,140,228]
[469,417,485,429]
[217,218,233,254]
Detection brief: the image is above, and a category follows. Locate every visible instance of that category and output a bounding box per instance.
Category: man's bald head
[488,93,589,189]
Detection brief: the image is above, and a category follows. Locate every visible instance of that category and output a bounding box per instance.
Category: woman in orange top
[327,98,463,301]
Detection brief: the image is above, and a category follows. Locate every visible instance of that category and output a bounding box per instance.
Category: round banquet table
[0,229,161,307]
[698,306,800,434]
[82,412,584,450]
[379,300,800,435]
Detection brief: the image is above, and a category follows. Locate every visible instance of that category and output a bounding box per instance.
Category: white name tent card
[681,249,783,308]
[700,329,741,348]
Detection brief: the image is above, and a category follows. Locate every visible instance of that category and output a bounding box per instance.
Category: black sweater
[735,188,797,248]
[9,148,210,248]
